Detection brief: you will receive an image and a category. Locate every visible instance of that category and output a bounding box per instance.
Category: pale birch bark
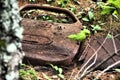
[0,0,24,80]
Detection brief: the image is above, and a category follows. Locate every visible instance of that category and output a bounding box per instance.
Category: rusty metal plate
[20,4,82,65]
[79,37,120,69]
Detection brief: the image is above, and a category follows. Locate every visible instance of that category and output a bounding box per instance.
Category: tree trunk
[0,0,24,80]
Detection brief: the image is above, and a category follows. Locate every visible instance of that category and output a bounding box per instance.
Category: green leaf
[54,66,59,70]
[88,11,94,20]
[19,66,38,80]
[91,25,101,33]
[76,32,86,41]
[49,64,54,68]
[57,74,64,79]
[92,25,101,31]
[27,10,36,13]
[29,0,36,2]
[48,20,54,22]
[68,34,77,40]
[68,28,90,41]
[61,19,68,23]
[21,64,27,67]
[101,5,115,15]
[70,6,76,13]
[59,0,69,8]
[46,0,53,3]
[82,29,90,35]
[107,0,120,9]
[58,68,63,74]
[82,17,89,21]
[115,68,120,73]
[112,10,119,19]
[107,34,113,38]
[42,73,52,80]
[50,64,59,71]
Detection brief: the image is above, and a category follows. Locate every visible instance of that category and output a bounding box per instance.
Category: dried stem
[112,33,117,54]
[74,41,92,79]
[68,69,75,80]
[114,33,120,38]
[94,60,120,80]
[80,51,97,79]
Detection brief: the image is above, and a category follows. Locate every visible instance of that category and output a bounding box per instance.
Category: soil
[18,0,120,80]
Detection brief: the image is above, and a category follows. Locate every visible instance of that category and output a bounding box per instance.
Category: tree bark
[0,0,24,80]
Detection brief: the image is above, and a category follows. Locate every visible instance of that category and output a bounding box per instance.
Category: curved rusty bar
[19,4,79,23]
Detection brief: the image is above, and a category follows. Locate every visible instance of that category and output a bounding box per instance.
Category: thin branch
[80,51,97,79]
[78,42,89,61]
[112,33,117,54]
[68,69,75,80]
[114,33,120,38]
[79,43,96,77]
[74,38,91,79]
[77,40,95,73]
[74,43,93,80]
[94,60,120,80]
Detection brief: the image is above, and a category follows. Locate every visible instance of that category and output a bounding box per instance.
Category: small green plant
[107,33,113,38]
[28,0,36,2]
[81,11,95,22]
[100,0,120,18]
[46,0,55,3]
[68,27,90,41]
[91,24,102,33]
[42,73,52,80]
[42,15,54,22]
[77,9,105,34]
[57,0,70,8]
[19,64,38,80]
[70,6,76,13]
[61,18,68,23]
[91,21,105,34]
[115,68,120,73]
[50,64,64,79]
[114,68,120,80]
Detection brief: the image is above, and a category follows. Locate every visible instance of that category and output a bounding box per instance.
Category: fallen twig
[80,50,97,79]
[68,69,75,80]
[94,60,120,80]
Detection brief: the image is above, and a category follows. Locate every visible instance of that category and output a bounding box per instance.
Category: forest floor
[18,0,120,80]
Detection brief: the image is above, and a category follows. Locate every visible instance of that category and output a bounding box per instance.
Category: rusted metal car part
[79,37,120,69]
[20,4,82,66]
